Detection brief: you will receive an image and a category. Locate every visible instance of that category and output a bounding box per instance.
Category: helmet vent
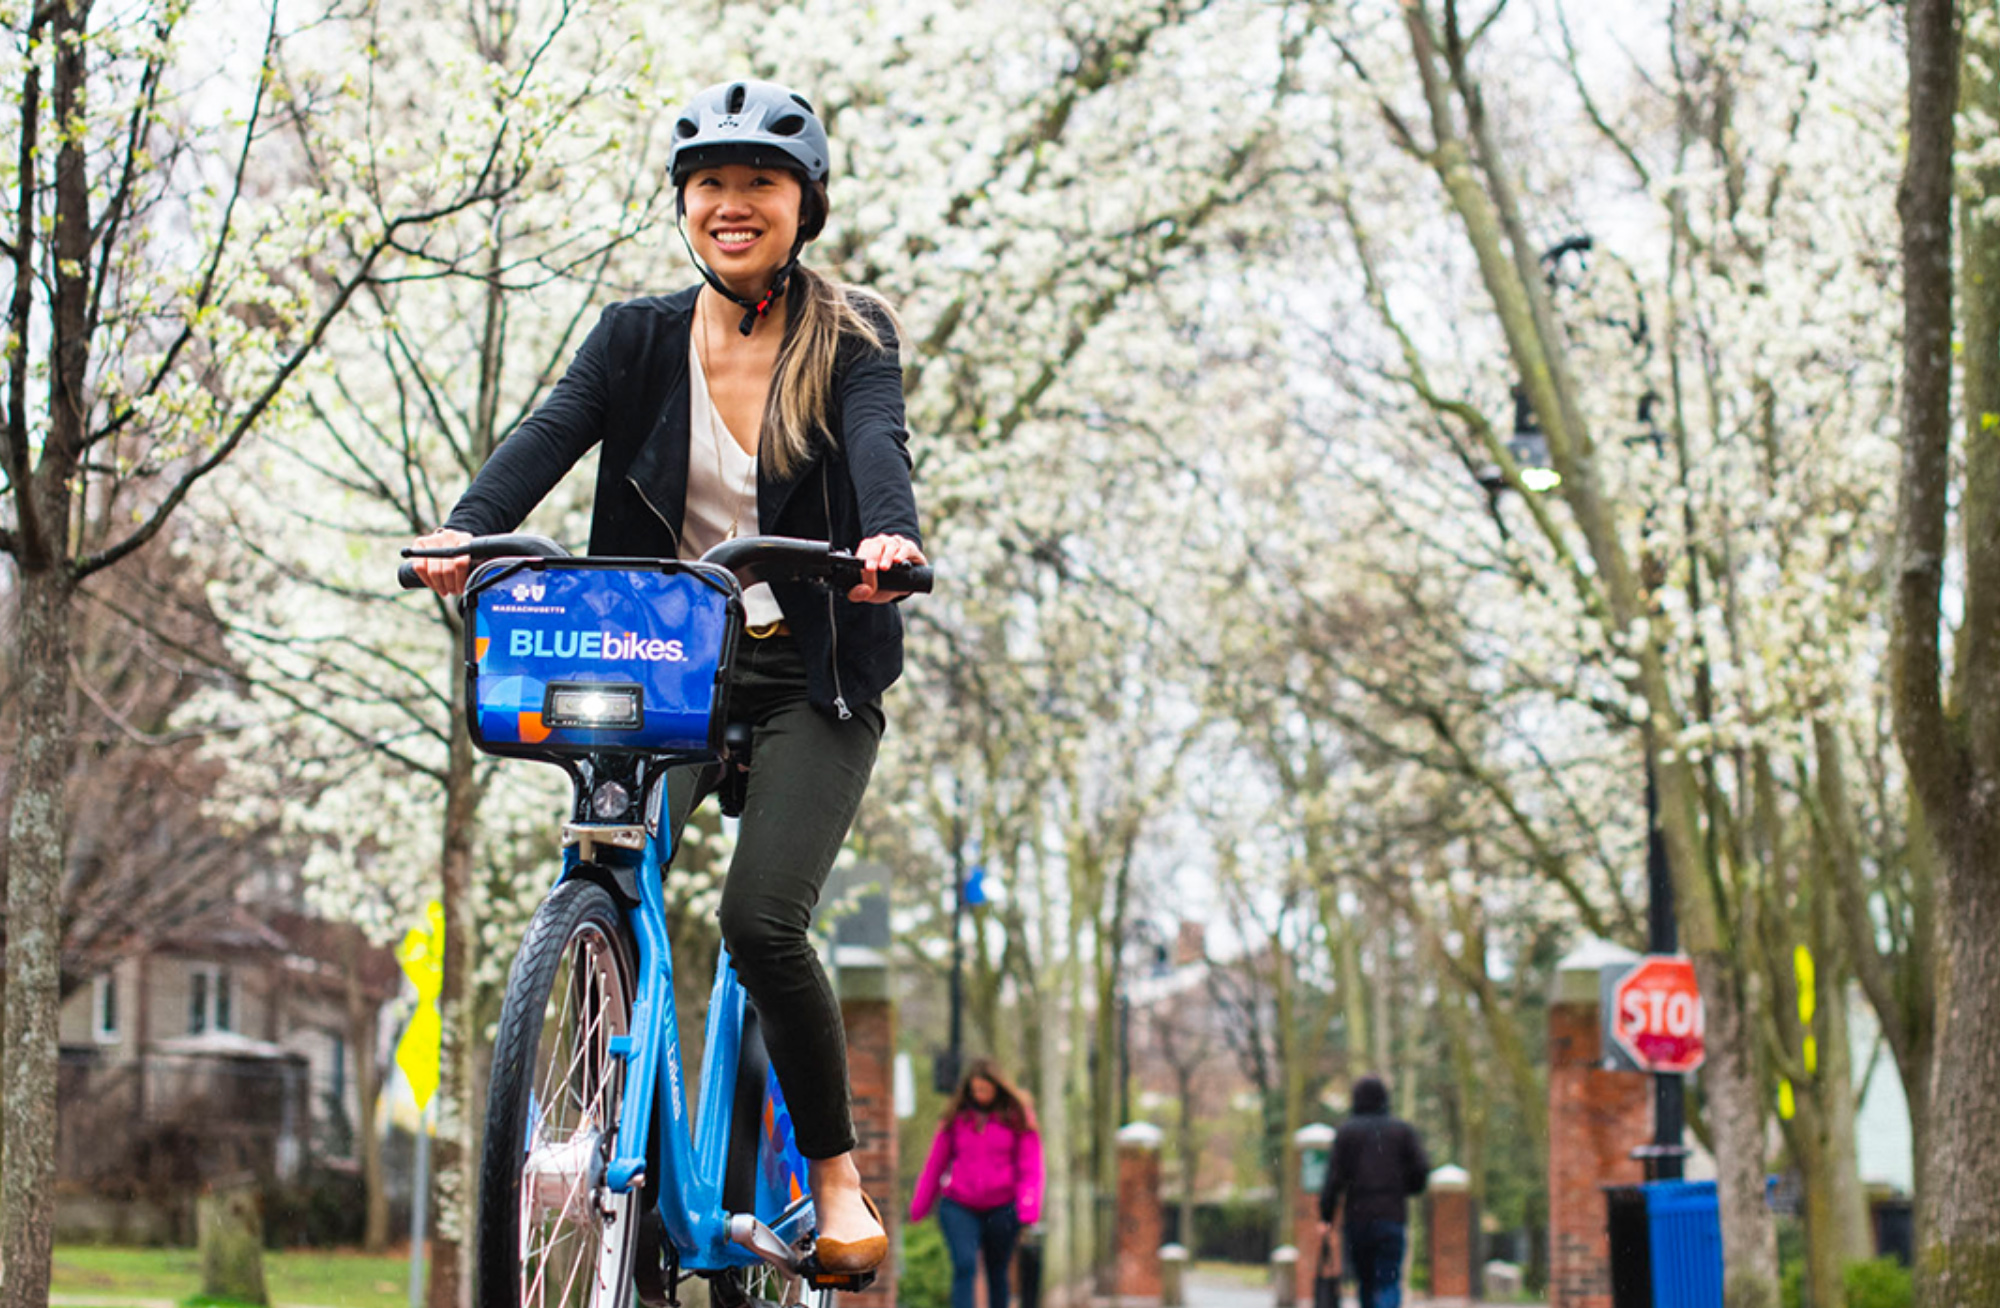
[790,93,815,113]
[770,114,806,137]
[675,118,698,139]
[725,83,748,113]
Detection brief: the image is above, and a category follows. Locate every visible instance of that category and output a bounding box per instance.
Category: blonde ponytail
[760,264,898,479]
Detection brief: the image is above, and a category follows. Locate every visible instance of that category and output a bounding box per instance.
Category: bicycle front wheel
[478,880,640,1308]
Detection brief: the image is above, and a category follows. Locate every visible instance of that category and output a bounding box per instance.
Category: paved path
[1181,1264,1282,1308]
[1120,1266,1526,1308]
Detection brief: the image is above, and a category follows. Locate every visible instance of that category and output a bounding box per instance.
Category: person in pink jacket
[909,1058,1046,1308]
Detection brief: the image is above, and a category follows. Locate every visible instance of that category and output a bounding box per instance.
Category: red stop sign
[1612,956,1706,1073]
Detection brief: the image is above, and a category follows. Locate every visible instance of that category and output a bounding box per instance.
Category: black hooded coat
[1316,1077,1432,1226]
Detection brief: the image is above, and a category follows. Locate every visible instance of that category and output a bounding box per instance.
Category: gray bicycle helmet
[670,80,829,186]
[669,80,831,333]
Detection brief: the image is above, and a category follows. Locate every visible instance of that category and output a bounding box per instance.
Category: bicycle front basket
[464,559,739,759]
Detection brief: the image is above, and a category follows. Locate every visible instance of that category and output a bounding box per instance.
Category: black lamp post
[936,808,969,1095]
[1499,238,1686,1182]
[1634,392,1688,1182]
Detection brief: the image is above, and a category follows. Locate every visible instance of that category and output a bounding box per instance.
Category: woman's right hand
[410,527,473,597]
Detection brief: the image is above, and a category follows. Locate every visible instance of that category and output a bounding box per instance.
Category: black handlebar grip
[398,561,424,590]
[878,562,934,594]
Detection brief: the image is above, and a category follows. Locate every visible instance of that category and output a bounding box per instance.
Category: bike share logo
[491,580,564,616]
[507,627,687,663]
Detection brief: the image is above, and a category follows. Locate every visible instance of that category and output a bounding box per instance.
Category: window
[92,973,119,1044]
[188,966,233,1035]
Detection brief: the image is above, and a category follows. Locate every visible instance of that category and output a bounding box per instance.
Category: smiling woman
[405,76,926,1277]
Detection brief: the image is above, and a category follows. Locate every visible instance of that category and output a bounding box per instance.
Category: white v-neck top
[685,336,783,627]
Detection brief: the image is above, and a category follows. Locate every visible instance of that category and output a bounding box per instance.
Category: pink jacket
[908,1112,1045,1225]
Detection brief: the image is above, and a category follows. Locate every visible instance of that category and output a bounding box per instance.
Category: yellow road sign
[395,901,445,1110]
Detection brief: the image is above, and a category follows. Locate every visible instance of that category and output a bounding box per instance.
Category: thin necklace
[696,296,758,539]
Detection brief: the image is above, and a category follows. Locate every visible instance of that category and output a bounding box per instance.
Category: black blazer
[444,284,922,717]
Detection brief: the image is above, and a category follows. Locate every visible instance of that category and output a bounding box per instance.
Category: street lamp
[1490,237,1687,1182]
[936,811,989,1095]
[1475,385,1562,496]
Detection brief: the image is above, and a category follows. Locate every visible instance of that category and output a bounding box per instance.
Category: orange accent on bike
[475,637,490,662]
[790,1176,803,1203]
[518,712,551,743]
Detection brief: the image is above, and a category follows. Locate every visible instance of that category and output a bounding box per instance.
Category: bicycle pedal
[799,1258,876,1292]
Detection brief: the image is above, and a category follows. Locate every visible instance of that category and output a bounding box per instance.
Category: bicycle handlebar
[397,533,934,596]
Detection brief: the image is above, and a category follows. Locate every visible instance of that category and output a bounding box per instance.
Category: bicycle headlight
[545,683,643,730]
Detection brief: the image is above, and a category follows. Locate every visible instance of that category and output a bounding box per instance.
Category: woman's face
[683,164,804,295]
[969,1076,998,1108]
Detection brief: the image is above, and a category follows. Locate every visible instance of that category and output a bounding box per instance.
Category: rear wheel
[478,880,640,1307]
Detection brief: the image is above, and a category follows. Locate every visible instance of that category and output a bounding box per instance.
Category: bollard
[1427,1165,1474,1306]
[1115,1123,1167,1300]
[1293,1124,1337,1305]
[1271,1244,1300,1308]
[1160,1243,1189,1308]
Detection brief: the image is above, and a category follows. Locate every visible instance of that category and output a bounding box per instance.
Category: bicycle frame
[577,809,815,1274]
[421,537,928,1296]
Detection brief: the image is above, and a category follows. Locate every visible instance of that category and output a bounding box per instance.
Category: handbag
[1312,1230,1342,1308]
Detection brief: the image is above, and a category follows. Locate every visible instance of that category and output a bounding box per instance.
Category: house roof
[151,1029,301,1060]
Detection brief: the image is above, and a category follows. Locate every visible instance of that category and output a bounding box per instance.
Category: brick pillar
[1548,941,1650,1308]
[1293,1124,1337,1304]
[839,947,897,1308]
[1428,1165,1474,1306]
[1115,1122,1165,1300]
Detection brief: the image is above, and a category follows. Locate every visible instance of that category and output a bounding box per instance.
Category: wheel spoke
[495,904,635,1308]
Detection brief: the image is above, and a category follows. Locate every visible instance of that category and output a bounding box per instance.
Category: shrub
[1779,1256,1912,1308]
[900,1217,951,1308]
[1844,1258,1913,1308]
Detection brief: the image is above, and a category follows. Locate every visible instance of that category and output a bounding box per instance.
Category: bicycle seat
[718,722,753,818]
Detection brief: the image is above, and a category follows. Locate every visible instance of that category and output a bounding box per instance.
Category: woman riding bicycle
[409,78,921,1274]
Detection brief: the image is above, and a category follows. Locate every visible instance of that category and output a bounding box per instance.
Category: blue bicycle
[399,533,931,1308]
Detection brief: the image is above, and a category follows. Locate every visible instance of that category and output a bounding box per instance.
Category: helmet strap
[675,196,809,337]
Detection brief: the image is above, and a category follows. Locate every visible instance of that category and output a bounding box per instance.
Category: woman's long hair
[761,184,901,479]
[942,1057,1039,1134]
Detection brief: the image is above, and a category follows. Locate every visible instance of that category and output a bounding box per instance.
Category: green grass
[52,1245,411,1308]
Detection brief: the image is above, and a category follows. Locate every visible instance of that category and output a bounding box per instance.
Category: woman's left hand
[850,533,927,604]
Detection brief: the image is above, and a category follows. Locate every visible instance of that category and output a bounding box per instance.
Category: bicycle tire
[478,880,641,1308]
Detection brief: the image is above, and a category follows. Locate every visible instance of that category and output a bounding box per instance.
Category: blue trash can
[1645,1181,1724,1308]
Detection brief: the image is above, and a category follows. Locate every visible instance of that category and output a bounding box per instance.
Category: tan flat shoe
[814,1190,888,1273]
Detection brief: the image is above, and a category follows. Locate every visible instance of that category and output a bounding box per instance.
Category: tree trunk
[1813,888,1873,1273]
[1812,720,1935,1233]
[1,566,73,1308]
[3,2,89,1297]
[346,930,392,1253]
[1898,0,2000,1296]
[198,1180,270,1305]
[1690,953,1779,1308]
[1918,823,2000,1298]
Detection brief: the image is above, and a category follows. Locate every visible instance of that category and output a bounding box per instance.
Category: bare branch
[6,7,50,567]
[1553,0,1651,189]
[87,1,283,451]
[73,186,517,580]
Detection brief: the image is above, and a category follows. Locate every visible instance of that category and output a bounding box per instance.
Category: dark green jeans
[663,632,883,1159]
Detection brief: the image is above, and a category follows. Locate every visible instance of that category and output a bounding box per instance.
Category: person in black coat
[1317,1076,1431,1308]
